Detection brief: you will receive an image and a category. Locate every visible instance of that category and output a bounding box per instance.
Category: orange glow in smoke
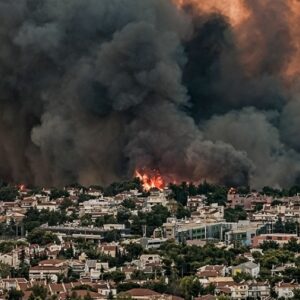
[174,0,300,80]
[135,169,165,191]
[173,0,249,27]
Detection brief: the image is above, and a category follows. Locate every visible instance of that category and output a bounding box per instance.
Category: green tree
[0,186,18,201]
[125,243,143,260]
[273,218,285,233]
[176,203,191,219]
[104,230,121,242]
[27,228,60,245]
[59,198,74,210]
[6,288,24,300]
[122,199,136,210]
[29,285,49,300]
[143,281,168,294]
[78,194,95,203]
[168,183,189,206]
[0,241,17,253]
[117,283,140,293]
[284,238,300,252]
[233,271,253,283]
[50,189,69,200]
[110,270,126,284]
[293,288,300,300]
[179,276,203,299]
[0,262,11,277]
[117,209,132,225]
[104,178,142,196]
[224,206,247,222]
[259,240,279,251]
[131,270,147,280]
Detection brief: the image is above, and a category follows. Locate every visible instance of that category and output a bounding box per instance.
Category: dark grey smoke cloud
[0,0,299,188]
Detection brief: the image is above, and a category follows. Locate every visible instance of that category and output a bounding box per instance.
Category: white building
[232,262,260,278]
[275,282,300,299]
[146,191,168,208]
[0,250,20,268]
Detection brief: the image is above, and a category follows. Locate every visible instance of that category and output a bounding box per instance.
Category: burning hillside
[135,169,165,191]
[0,0,300,188]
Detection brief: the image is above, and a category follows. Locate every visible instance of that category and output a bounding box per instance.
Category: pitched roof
[234,261,258,269]
[126,288,161,297]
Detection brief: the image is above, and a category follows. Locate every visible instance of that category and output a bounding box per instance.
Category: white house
[232,262,260,278]
[275,282,300,299]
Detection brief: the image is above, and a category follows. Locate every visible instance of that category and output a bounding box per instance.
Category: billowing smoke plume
[0,0,299,188]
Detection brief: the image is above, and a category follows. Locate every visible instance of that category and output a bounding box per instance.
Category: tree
[259,240,279,251]
[6,288,24,300]
[283,268,300,283]
[143,281,168,294]
[289,185,300,196]
[233,271,253,283]
[206,187,227,206]
[179,276,203,299]
[0,186,18,201]
[117,283,140,293]
[273,218,285,233]
[131,270,147,280]
[110,270,126,284]
[284,238,300,252]
[285,221,297,234]
[0,241,17,253]
[293,288,300,299]
[27,228,60,245]
[29,285,49,300]
[0,262,11,277]
[104,230,121,242]
[271,199,283,206]
[59,198,74,210]
[50,189,69,200]
[23,207,69,232]
[117,209,132,225]
[104,178,142,196]
[224,206,247,222]
[168,183,189,206]
[78,194,95,203]
[72,284,96,292]
[122,199,136,210]
[125,243,143,260]
[176,203,191,219]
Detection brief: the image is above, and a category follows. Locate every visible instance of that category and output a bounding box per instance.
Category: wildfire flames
[135,169,165,191]
[19,184,26,191]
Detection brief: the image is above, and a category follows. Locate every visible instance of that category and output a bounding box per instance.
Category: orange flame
[135,169,165,191]
[19,184,26,191]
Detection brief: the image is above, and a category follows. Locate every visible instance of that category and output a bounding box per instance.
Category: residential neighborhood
[1,182,300,299]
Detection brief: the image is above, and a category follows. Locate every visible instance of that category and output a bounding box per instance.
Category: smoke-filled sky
[0,0,300,188]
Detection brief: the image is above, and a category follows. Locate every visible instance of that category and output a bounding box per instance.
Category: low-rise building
[232,262,260,278]
[252,233,298,247]
[275,282,300,299]
[29,259,68,282]
[0,249,20,268]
